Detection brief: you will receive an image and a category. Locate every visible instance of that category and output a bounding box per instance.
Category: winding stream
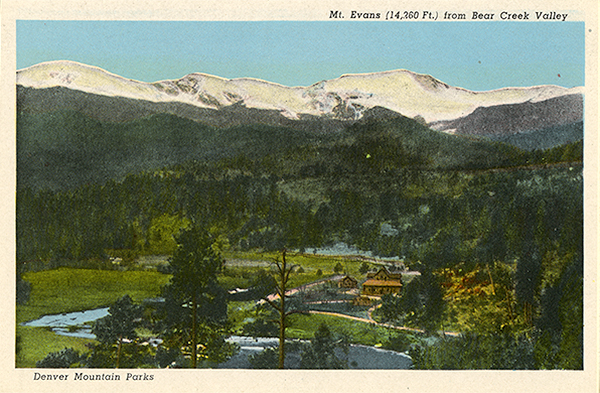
[23,309,412,369]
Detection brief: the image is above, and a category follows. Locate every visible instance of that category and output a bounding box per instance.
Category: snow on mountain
[17,60,584,124]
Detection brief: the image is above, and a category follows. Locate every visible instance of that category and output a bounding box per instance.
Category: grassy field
[223,250,385,287]
[17,327,93,368]
[19,268,170,323]
[17,252,403,367]
[17,268,170,367]
[222,250,417,292]
[225,250,366,273]
[287,313,402,347]
[227,300,416,349]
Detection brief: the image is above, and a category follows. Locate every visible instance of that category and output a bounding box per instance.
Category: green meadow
[17,253,387,367]
[17,268,170,367]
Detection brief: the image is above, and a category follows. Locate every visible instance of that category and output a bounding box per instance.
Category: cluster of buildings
[338,266,404,297]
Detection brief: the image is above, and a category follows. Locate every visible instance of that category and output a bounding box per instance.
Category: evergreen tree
[16,271,31,305]
[515,231,542,327]
[534,253,583,369]
[359,262,370,274]
[399,268,445,333]
[410,332,535,369]
[300,323,348,369]
[379,293,403,322]
[91,295,142,368]
[162,226,226,368]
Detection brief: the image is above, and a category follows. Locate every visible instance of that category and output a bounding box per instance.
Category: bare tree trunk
[523,301,533,327]
[264,249,295,370]
[505,291,514,320]
[278,250,287,369]
[192,294,197,368]
[116,336,122,368]
[486,263,496,295]
[278,305,285,369]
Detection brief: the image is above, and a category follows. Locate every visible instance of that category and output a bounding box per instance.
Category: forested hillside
[17,110,583,369]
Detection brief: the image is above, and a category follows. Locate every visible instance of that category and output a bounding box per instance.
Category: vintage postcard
[1,0,598,392]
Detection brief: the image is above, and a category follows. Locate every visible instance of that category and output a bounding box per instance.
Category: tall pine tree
[163,226,226,368]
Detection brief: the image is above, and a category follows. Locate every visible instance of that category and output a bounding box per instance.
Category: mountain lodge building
[361,267,403,296]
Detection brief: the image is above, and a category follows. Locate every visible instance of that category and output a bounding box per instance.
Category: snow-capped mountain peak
[17,60,583,124]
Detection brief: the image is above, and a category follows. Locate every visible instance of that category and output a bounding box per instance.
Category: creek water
[23,309,412,369]
[219,336,412,369]
[21,308,110,339]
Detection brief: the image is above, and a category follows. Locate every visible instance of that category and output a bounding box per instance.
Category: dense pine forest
[16,111,583,369]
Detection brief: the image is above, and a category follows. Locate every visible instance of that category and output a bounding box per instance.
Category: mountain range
[16,61,584,190]
[17,60,584,144]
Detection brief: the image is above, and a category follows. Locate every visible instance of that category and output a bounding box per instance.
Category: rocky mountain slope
[17,60,584,137]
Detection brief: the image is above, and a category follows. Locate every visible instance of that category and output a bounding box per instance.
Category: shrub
[16,275,31,305]
[242,319,278,338]
[36,348,83,368]
[249,347,279,369]
[300,323,348,369]
[409,333,535,369]
[155,346,186,368]
[359,262,370,274]
[384,333,413,352]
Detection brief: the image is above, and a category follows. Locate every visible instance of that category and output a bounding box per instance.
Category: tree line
[17,163,582,266]
[18,152,583,369]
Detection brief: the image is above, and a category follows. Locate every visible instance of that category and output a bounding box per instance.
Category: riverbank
[219,336,412,369]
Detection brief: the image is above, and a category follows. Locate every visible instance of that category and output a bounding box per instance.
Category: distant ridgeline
[16,61,583,191]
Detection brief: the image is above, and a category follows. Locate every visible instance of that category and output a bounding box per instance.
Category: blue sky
[17,21,584,91]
